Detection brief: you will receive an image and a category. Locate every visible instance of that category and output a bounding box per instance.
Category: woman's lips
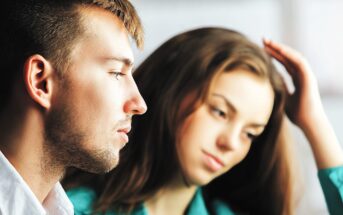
[202,150,225,172]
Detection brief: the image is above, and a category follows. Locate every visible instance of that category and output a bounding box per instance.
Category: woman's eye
[109,71,125,80]
[210,105,227,119]
[246,132,258,141]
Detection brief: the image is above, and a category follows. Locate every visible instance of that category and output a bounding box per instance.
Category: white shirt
[0,151,74,215]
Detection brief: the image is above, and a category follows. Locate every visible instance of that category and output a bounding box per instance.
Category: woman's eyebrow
[212,93,237,113]
[212,93,267,128]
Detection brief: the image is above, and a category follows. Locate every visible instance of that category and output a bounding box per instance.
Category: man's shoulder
[67,186,97,214]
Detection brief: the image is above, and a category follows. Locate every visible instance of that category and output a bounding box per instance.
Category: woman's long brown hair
[63,27,296,214]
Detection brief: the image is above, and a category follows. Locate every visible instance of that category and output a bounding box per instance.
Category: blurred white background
[131,0,343,214]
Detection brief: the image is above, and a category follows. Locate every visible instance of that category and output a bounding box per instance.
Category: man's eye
[109,72,125,80]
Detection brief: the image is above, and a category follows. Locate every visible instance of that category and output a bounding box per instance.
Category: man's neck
[145,174,197,215]
[0,107,64,203]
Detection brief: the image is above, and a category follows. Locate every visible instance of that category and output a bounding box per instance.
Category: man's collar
[0,150,73,215]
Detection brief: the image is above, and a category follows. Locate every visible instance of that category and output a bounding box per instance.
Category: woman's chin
[185,172,216,187]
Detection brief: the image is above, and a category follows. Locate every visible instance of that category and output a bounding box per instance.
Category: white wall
[132,0,282,64]
[132,0,343,95]
[281,0,343,95]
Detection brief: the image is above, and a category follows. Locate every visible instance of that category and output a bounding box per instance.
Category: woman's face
[176,69,275,186]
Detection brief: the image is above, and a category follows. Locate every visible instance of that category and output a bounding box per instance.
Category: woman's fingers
[263,39,303,67]
[263,38,323,127]
[263,39,316,89]
[263,39,311,79]
[264,45,295,75]
[263,40,303,89]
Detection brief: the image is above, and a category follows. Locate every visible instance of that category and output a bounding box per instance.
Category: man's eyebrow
[104,56,134,67]
[212,93,267,128]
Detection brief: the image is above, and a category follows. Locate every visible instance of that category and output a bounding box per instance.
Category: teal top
[318,166,343,215]
[68,166,343,215]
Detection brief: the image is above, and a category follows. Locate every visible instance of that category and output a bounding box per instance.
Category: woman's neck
[145,174,198,215]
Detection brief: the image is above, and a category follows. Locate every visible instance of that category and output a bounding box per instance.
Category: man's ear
[23,54,55,110]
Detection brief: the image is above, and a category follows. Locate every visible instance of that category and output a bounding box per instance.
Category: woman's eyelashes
[208,102,262,142]
[244,127,265,142]
[209,104,228,120]
[245,132,258,141]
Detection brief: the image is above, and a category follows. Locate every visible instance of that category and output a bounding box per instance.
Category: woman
[64,28,343,214]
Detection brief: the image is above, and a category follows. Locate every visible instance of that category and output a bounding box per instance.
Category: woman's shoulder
[67,186,97,214]
[193,188,236,215]
[67,187,142,215]
[211,199,236,215]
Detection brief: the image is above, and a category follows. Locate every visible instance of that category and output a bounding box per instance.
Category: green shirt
[67,188,235,215]
[68,166,343,215]
[318,166,343,215]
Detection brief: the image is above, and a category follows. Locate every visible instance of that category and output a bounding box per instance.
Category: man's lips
[117,126,131,144]
[117,126,131,134]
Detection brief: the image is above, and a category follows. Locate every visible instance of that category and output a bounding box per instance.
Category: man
[0,0,147,214]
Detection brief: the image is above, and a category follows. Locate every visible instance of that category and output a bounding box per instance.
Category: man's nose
[124,80,147,115]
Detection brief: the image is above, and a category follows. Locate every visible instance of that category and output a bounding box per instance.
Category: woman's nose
[216,127,240,151]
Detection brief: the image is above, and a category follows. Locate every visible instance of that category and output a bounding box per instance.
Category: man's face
[45,7,147,173]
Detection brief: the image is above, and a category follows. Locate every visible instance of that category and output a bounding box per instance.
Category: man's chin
[78,161,117,174]
[74,152,119,174]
